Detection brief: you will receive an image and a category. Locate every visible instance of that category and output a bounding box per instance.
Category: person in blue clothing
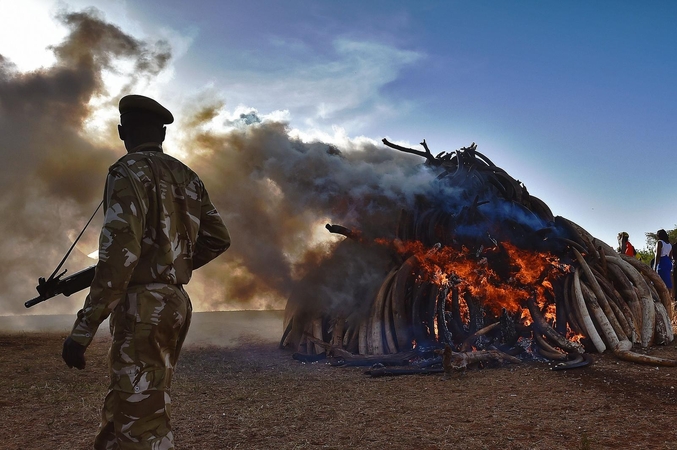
[654,229,673,291]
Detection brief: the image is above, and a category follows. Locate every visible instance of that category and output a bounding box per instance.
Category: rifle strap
[48,200,104,281]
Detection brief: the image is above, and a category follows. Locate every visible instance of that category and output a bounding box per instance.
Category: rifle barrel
[24,265,96,309]
[25,295,48,308]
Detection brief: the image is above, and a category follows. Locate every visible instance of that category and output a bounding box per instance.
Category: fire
[566,325,585,344]
[378,238,570,316]
[521,309,532,326]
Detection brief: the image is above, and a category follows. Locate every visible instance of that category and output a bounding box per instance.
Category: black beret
[119,94,174,124]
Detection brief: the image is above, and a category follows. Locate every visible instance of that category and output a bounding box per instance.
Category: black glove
[62,336,87,370]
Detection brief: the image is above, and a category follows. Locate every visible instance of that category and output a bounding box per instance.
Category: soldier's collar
[130,142,163,153]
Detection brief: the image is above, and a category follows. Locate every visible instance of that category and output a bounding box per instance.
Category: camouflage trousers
[94,284,192,450]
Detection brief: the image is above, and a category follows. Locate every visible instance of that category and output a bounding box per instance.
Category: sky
[1,0,676,317]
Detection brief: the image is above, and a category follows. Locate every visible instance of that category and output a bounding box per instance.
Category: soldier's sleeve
[193,183,231,270]
[69,164,147,347]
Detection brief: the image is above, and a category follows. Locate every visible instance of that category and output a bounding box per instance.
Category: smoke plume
[0,9,438,317]
[178,109,438,311]
[0,9,172,315]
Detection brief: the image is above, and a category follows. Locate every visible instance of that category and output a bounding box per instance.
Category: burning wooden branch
[281,139,676,373]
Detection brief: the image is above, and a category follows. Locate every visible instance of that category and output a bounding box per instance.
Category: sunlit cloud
[209,38,424,135]
[0,0,66,71]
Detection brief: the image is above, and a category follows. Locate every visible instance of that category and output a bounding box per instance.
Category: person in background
[673,250,677,302]
[617,232,637,257]
[654,229,673,293]
[61,94,231,449]
[672,237,677,302]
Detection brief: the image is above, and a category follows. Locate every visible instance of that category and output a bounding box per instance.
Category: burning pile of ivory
[280,139,676,372]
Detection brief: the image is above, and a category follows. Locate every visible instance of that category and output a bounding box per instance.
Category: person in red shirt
[617,232,637,257]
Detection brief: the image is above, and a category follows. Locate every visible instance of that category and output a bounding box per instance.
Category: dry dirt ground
[2,312,677,450]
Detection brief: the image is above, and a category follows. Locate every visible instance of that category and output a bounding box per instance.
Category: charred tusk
[382,274,399,354]
[311,317,324,354]
[331,316,346,350]
[436,285,453,345]
[535,345,569,361]
[526,296,583,353]
[279,317,293,349]
[555,275,569,336]
[391,256,417,351]
[449,284,467,342]
[358,319,368,355]
[411,280,431,346]
[563,274,585,336]
[442,348,522,372]
[460,322,500,352]
[342,321,359,354]
[552,353,593,371]
[424,283,440,341]
[532,328,568,361]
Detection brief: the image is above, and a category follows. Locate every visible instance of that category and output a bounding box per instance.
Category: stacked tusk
[281,143,677,369]
[572,269,606,353]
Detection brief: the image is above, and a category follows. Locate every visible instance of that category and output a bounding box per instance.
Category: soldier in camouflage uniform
[62,95,231,449]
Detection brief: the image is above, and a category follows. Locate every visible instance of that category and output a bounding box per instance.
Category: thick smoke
[0,9,441,317]
[0,9,172,315]
[178,108,438,311]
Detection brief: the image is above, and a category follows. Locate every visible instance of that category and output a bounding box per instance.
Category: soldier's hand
[62,336,87,370]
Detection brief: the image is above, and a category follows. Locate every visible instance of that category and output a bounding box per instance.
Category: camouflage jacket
[70,145,231,346]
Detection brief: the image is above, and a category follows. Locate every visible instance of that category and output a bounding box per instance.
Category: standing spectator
[654,229,673,291]
[672,237,677,302]
[617,232,637,257]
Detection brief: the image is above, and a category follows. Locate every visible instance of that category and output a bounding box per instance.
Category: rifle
[25,265,96,308]
[24,200,103,309]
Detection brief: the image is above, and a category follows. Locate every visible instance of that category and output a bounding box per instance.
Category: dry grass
[3,327,677,449]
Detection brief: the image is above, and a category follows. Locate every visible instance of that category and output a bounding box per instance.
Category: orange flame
[379,239,570,316]
[565,325,585,343]
[521,308,532,327]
